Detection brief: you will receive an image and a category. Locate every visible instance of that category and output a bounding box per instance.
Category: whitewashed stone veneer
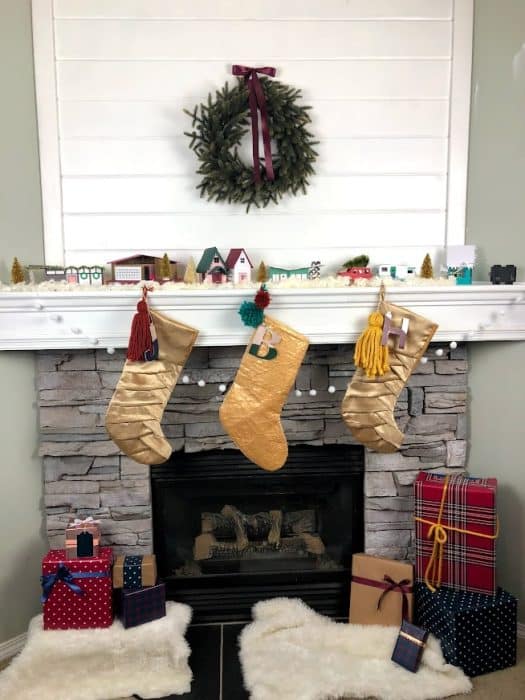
[39,343,467,561]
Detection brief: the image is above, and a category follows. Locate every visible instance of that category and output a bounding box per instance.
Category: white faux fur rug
[0,601,192,700]
[240,598,472,700]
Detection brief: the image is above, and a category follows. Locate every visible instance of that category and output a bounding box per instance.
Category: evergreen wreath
[185,77,318,211]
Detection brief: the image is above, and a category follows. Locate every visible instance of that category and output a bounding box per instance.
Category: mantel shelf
[1,284,525,350]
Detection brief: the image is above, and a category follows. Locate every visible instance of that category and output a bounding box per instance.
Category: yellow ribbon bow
[414,475,499,592]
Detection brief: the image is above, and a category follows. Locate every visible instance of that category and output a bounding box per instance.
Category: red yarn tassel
[126,299,152,361]
[254,287,271,309]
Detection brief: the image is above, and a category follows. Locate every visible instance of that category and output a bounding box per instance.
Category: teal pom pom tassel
[239,301,264,328]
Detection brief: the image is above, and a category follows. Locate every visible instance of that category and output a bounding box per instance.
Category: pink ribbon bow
[232,65,276,184]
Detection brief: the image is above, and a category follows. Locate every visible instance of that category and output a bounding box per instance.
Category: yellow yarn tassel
[354,311,390,378]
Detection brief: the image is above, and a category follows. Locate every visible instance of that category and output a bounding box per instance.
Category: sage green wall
[0,0,46,643]
[466,0,525,618]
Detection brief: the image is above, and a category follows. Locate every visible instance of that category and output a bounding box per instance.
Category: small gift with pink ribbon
[349,553,414,625]
[65,516,101,560]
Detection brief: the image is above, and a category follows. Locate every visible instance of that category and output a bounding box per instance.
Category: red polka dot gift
[41,547,113,630]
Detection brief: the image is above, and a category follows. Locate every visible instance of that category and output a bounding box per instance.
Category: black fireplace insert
[151,444,364,622]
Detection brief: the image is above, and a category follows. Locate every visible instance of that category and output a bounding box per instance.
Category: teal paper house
[197,247,228,284]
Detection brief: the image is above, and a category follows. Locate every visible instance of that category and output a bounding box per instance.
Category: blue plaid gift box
[415,582,517,677]
[118,582,166,629]
[391,620,429,673]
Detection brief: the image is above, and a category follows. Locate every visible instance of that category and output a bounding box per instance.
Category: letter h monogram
[381,311,410,349]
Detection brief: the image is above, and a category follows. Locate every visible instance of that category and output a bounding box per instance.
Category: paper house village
[11,245,508,287]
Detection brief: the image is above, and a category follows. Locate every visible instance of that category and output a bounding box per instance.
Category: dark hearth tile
[182,625,221,699]
[135,624,221,700]
[222,624,249,700]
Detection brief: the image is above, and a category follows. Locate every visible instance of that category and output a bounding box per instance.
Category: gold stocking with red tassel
[106,287,198,465]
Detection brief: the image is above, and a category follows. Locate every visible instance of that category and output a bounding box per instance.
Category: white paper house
[225,249,253,284]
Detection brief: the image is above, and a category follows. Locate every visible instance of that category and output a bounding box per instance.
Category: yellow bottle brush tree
[420,253,434,279]
[11,257,25,284]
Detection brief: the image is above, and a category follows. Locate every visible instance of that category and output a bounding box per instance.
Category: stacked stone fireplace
[40,342,467,564]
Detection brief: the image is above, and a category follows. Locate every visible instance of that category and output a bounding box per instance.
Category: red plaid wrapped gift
[414,472,498,595]
[41,547,113,630]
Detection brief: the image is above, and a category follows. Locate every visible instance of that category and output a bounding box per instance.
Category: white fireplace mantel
[1,284,525,351]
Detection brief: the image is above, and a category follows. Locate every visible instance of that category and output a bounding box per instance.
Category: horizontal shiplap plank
[54,1,453,21]
[55,19,451,60]
[59,99,449,139]
[57,60,450,101]
[63,211,445,251]
[61,175,446,214]
[60,137,447,176]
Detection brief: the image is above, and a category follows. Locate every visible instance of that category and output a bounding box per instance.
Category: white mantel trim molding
[1,284,524,351]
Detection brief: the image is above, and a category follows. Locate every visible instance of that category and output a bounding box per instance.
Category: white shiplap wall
[32,0,473,271]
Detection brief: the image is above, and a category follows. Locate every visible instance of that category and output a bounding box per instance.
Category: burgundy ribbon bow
[232,65,276,184]
[352,573,412,621]
[376,575,412,621]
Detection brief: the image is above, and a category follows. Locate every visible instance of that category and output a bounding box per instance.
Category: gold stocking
[341,301,437,452]
[219,315,309,471]
[106,310,198,465]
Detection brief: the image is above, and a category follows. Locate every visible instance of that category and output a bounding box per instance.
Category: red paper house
[225,248,253,284]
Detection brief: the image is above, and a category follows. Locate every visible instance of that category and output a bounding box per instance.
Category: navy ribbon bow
[41,563,108,603]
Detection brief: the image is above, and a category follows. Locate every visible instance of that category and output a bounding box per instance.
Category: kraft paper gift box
[349,553,414,625]
[41,547,113,630]
[116,582,166,629]
[65,516,101,560]
[414,472,498,595]
[415,582,517,677]
[113,554,157,589]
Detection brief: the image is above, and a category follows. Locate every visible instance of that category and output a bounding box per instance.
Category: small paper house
[268,266,311,283]
[447,245,476,285]
[196,247,228,284]
[109,255,176,283]
[225,248,253,284]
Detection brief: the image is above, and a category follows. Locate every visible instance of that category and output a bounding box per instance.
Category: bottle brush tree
[256,261,269,283]
[160,253,172,280]
[420,253,434,279]
[11,257,25,284]
[342,254,369,269]
[184,256,197,284]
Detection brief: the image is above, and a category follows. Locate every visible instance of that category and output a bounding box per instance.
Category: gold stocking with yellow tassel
[341,284,438,452]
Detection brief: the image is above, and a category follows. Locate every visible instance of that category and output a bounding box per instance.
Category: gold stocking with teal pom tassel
[220,285,309,471]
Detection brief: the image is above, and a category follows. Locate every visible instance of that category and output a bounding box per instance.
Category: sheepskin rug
[239,598,472,700]
[0,601,192,700]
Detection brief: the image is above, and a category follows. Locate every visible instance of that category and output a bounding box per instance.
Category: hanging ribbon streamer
[232,65,276,184]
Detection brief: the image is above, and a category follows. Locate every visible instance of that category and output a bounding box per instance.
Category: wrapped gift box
[391,619,429,673]
[415,583,517,677]
[117,582,166,629]
[41,547,113,630]
[113,554,157,589]
[414,472,498,595]
[349,553,414,625]
[65,516,101,560]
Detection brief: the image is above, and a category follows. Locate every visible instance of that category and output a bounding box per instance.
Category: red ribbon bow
[232,65,276,184]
